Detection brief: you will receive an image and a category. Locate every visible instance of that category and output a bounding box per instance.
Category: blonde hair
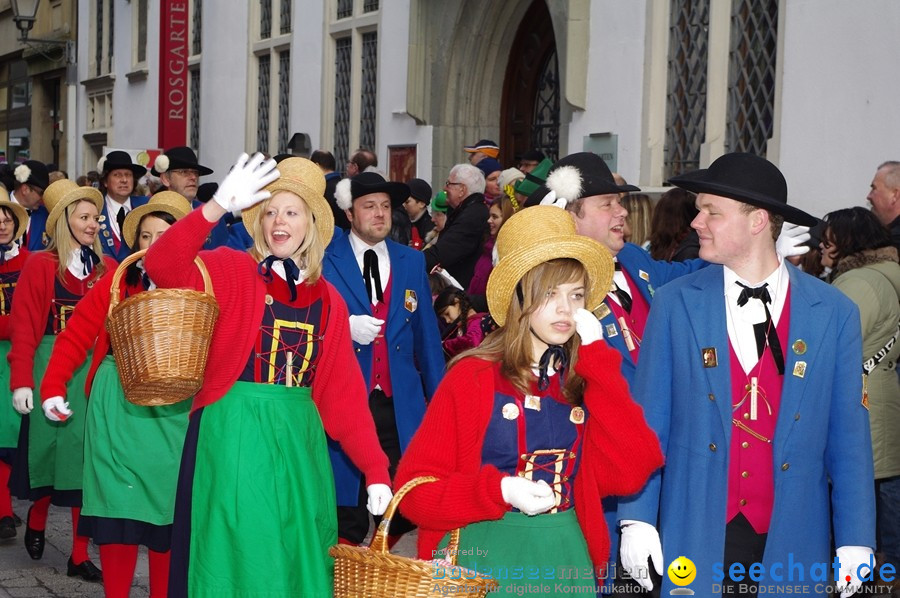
[454,258,587,405]
[45,199,107,279]
[622,194,653,247]
[248,192,324,284]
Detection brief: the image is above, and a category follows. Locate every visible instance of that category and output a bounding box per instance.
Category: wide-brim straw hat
[242,157,335,248]
[44,179,104,235]
[122,191,192,248]
[0,194,28,243]
[486,205,613,327]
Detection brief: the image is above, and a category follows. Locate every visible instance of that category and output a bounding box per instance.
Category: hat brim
[486,236,614,327]
[104,164,148,179]
[46,187,104,235]
[0,200,29,242]
[122,201,189,249]
[669,171,817,226]
[152,160,214,177]
[351,180,409,208]
[242,179,335,249]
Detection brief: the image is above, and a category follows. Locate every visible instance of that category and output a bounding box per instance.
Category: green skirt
[187,382,336,598]
[437,509,598,597]
[82,356,190,525]
[28,335,91,490]
[0,340,21,449]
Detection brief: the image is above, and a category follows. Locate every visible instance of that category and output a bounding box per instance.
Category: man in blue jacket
[617,153,875,598]
[323,171,445,546]
[96,150,149,261]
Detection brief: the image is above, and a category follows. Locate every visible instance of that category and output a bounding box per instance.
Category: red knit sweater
[394,341,664,571]
[0,249,30,340]
[8,251,116,391]
[145,208,390,487]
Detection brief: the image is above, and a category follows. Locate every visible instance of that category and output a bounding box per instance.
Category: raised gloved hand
[12,387,33,415]
[366,483,393,516]
[775,222,811,258]
[574,308,603,346]
[619,520,664,591]
[539,190,568,210]
[835,545,874,598]
[500,476,556,516]
[348,315,384,345]
[213,153,280,212]
[42,396,72,422]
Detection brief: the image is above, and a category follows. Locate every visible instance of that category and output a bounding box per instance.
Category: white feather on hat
[97,156,106,173]
[335,178,353,210]
[154,154,170,174]
[14,164,31,184]
[545,165,583,204]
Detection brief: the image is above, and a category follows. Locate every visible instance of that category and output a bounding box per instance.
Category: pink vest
[725,289,791,534]
[369,275,393,396]
[607,269,651,362]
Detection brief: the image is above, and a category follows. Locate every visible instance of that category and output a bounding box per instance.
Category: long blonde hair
[45,199,107,279]
[248,192,324,284]
[622,193,653,247]
[453,258,588,406]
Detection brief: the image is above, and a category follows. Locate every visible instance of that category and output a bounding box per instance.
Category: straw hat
[486,206,613,327]
[0,189,28,243]
[44,179,104,235]
[122,191,192,248]
[241,157,335,248]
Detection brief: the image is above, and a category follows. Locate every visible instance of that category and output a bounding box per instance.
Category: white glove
[619,520,664,591]
[366,483,393,516]
[42,396,72,422]
[574,308,603,346]
[213,152,280,212]
[500,476,555,516]
[539,189,568,209]
[775,222,811,258]
[348,315,384,345]
[12,387,33,415]
[835,545,874,598]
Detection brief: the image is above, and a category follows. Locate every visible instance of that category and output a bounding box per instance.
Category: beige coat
[832,247,900,479]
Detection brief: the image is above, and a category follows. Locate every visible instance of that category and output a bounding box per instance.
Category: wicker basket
[330,476,499,597]
[106,249,219,407]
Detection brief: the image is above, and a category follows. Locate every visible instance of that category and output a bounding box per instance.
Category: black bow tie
[0,244,12,265]
[736,282,771,307]
[363,249,383,303]
[79,245,100,276]
[734,282,784,375]
[258,256,300,301]
[537,345,568,392]
[116,205,127,232]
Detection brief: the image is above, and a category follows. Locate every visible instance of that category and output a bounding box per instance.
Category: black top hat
[545,152,639,201]
[349,172,409,208]
[668,153,816,226]
[100,150,147,178]
[151,146,214,177]
[14,160,50,190]
[406,178,432,203]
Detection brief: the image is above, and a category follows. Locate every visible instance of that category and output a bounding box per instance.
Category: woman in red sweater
[8,179,114,581]
[144,154,392,598]
[0,194,29,540]
[41,191,191,597]
[395,206,664,596]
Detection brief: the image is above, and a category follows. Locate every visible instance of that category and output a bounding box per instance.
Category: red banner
[158,0,189,149]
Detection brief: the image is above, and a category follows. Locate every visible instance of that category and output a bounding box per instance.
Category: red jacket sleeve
[144,207,212,292]
[312,282,391,487]
[8,253,55,390]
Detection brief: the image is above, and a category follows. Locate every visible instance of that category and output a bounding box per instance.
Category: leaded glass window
[725,0,778,157]
[260,0,272,40]
[532,49,560,163]
[278,51,291,154]
[664,0,709,178]
[280,0,291,34]
[334,37,352,172]
[192,0,202,55]
[364,0,379,12]
[257,55,271,154]
[337,0,352,19]
[360,32,378,151]
[190,69,201,151]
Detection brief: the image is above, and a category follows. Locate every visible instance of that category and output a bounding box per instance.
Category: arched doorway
[500,0,560,166]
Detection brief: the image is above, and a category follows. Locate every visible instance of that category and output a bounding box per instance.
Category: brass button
[781,463,790,471]
[708,394,715,401]
[355,348,361,353]
[741,471,749,478]
[794,413,801,421]
[743,413,750,420]
[741,441,749,449]
[709,443,717,452]
[739,499,747,506]
[396,345,401,351]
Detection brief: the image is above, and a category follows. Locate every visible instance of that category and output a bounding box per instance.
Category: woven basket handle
[108,248,215,316]
[369,476,461,565]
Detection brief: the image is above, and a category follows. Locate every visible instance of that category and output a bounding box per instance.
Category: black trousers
[336,389,415,544]
[721,513,768,598]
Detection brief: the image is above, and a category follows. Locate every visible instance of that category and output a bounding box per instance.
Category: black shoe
[67,557,102,583]
[0,516,15,540]
[24,507,44,560]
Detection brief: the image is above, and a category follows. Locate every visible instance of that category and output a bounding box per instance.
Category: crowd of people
[0,140,896,598]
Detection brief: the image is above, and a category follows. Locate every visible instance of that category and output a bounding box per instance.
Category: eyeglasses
[445,180,463,187]
[0,218,14,227]
[169,169,199,177]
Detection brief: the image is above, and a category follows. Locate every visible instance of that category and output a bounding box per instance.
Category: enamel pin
[791,339,807,355]
[569,407,585,424]
[605,323,619,338]
[792,361,807,378]
[502,403,520,420]
[639,270,650,282]
[524,395,541,411]
[593,303,611,320]
[702,347,718,368]
[404,290,418,313]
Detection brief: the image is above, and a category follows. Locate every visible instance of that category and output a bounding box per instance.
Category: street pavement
[0,496,418,597]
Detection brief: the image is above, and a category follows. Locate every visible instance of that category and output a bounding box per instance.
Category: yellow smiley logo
[667,556,696,586]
